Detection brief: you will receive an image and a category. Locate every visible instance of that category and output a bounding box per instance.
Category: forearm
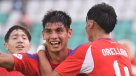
[37,44,60,76]
[0,52,14,69]
[38,50,52,76]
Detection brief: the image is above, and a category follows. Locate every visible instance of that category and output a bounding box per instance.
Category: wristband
[36,44,45,53]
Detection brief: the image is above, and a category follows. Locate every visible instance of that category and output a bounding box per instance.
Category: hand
[36,43,45,53]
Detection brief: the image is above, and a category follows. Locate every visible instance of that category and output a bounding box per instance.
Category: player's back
[89,38,132,76]
[55,39,132,76]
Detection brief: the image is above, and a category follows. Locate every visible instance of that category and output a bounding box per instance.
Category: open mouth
[16,45,24,50]
[50,41,60,47]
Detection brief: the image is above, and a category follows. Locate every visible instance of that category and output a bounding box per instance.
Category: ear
[68,28,72,38]
[87,20,94,29]
[4,43,9,50]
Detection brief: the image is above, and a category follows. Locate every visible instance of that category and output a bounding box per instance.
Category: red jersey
[0,67,23,76]
[55,39,132,76]
[131,58,136,76]
[45,48,71,69]
[10,48,71,76]
[11,53,40,76]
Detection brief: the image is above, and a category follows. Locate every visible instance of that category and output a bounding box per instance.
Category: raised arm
[0,52,14,69]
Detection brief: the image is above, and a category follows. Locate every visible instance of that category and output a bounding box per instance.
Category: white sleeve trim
[80,45,94,74]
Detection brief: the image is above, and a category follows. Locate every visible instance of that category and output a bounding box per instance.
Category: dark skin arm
[0,52,14,69]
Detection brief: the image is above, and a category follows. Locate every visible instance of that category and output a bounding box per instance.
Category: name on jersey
[101,48,128,57]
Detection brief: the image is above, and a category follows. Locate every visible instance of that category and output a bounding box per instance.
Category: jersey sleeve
[0,67,24,76]
[55,43,94,76]
[55,55,82,76]
[11,53,40,76]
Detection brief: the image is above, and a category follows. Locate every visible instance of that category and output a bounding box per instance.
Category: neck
[92,29,111,42]
[93,34,111,41]
[91,24,111,41]
[48,48,69,64]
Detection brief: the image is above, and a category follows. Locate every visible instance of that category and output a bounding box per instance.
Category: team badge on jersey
[13,54,23,60]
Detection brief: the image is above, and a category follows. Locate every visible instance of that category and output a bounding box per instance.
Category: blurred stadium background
[0,0,136,54]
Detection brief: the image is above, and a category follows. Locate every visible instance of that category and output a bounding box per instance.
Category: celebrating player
[0,25,31,76]
[0,10,72,76]
[38,3,132,76]
[37,10,72,75]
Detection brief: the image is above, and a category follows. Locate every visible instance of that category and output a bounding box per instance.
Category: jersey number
[113,60,130,76]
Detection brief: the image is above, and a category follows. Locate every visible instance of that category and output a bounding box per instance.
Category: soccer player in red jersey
[0,25,32,76]
[37,10,72,75]
[0,10,72,76]
[38,3,133,76]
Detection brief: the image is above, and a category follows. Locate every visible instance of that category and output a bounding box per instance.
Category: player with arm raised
[0,10,72,76]
[0,25,32,76]
[0,25,40,76]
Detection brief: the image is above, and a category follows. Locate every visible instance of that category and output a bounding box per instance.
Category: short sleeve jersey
[55,39,132,76]
[11,48,71,76]
[11,53,40,76]
[0,67,23,76]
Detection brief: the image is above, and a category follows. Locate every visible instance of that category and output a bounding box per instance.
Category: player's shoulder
[69,42,92,55]
[74,42,92,51]
[25,53,39,60]
[12,52,38,61]
[79,42,92,48]
[92,38,118,46]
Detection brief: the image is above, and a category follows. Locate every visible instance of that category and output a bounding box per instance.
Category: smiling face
[42,22,72,53]
[4,29,31,53]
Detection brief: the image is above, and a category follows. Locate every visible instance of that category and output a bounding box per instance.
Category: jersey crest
[13,54,23,60]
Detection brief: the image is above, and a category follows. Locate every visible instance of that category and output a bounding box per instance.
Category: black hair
[42,10,72,30]
[4,25,31,42]
[87,3,117,33]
